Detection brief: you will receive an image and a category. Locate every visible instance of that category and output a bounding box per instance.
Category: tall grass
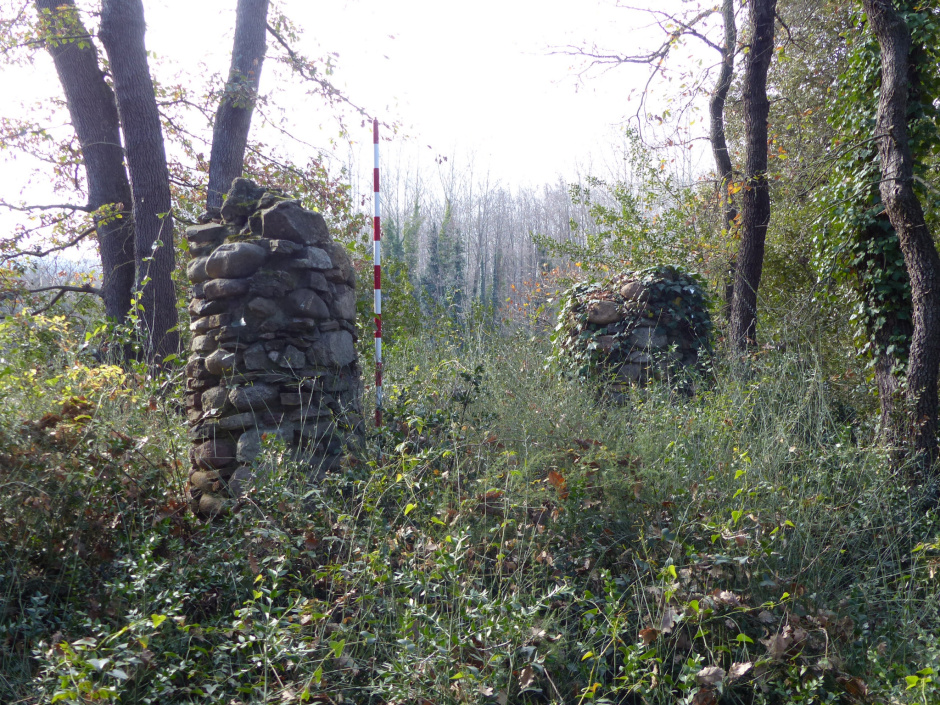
[1,314,938,704]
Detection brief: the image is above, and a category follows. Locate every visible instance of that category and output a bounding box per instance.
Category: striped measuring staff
[373,118,383,427]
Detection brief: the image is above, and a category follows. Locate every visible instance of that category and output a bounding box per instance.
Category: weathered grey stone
[198,494,227,517]
[236,427,293,463]
[228,466,254,496]
[260,239,303,257]
[186,355,208,378]
[587,300,620,325]
[190,317,212,334]
[201,386,230,411]
[631,327,667,348]
[628,351,652,363]
[191,335,217,353]
[192,438,236,469]
[189,298,227,317]
[204,278,250,300]
[248,270,296,298]
[324,242,355,286]
[287,317,320,333]
[617,364,644,382]
[302,246,333,270]
[331,286,357,321]
[255,201,330,244]
[307,272,329,291]
[205,241,268,279]
[279,345,307,369]
[190,470,221,493]
[187,256,211,284]
[257,190,290,210]
[237,431,262,463]
[186,223,228,244]
[258,314,288,333]
[221,178,266,224]
[189,420,220,440]
[229,383,279,412]
[595,335,615,352]
[185,391,202,411]
[619,281,650,307]
[288,288,330,319]
[205,349,236,376]
[308,330,356,368]
[247,296,281,318]
[218,412,257,431]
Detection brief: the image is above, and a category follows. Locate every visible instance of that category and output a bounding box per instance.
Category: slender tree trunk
[864,0,940,472]
[729,0,776,349]
[710,0,738,317]
[206,0,269,212]
[99,0,179,364]
[862,215,913,445]
[35,0,134,328]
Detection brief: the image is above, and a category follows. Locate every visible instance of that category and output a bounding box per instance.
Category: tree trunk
[864,0,940,472]
[206,0,269,212]
[729,0,776,349]
[35,0,134,328]
[710,0,737,317]
[862,215,913,446]
[99,0,179,364]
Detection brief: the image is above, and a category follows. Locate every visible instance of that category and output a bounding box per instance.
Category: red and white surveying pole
[373,118,383,427]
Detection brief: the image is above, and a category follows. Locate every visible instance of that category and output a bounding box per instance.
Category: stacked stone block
[555,266,712,392]
[185,179,362,516]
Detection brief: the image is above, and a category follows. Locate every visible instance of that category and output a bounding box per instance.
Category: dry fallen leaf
[691,687,719,705]
[728,661,753,682]
[547,470,569,499]
[696,666,726,686]
[761,626,794,661]
[659,607,679,633]
[843,676,868,698]
[518,665,536,690]
[712,589,742,607]
[639,628,660,645]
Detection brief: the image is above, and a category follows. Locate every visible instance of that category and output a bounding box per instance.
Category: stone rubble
[556,265,713,393]
[185,178,363,517]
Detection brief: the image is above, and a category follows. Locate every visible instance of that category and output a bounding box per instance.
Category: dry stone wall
[185,179,362,516]
[554,265,712,392]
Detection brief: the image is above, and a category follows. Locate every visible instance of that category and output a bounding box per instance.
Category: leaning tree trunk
[99,0,179,365]
[35,0,134,328]
[862,214,913,447]
[710,0,738,316]
[864,0,940,472]
[206,0,269,212]
[729,0,776,349]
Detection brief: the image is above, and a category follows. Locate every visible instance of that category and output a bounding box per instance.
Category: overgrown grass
[1,313,939,704]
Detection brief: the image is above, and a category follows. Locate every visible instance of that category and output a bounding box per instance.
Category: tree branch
[265,22,371,119]
[0,200,92,213]
[1,283,102,315]
[0,225,96,265]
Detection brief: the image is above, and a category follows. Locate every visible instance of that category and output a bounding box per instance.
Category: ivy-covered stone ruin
[554,265,712,392]
[185,178,363,516]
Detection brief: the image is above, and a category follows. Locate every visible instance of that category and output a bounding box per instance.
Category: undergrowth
[1,313,939,704]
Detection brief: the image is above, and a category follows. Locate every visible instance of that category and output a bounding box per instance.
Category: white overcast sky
[145,0,710,186]
[0,0,717,228]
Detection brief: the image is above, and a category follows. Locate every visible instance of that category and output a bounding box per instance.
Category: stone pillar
[185,179,363,516]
